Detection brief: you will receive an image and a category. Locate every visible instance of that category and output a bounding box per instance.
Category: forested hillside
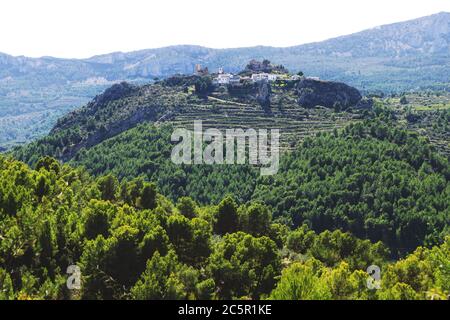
[62,119,450,256]
[12,108,450,257]
[0,155,449,300]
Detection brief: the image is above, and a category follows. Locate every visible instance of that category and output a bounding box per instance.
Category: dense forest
[1,113,450,299]
[0,154,449,300]
[13,116,449,257]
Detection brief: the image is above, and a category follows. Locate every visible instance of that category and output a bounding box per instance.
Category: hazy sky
[1,0,450,58]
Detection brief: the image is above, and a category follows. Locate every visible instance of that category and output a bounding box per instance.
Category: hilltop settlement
[171,60,367,112]
[195,59,307,86]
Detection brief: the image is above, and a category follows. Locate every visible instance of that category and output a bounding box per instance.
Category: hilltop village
[194,59,315,86]
[160,59,366,112]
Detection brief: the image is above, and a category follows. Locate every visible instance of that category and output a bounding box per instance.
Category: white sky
[1,0,450,59]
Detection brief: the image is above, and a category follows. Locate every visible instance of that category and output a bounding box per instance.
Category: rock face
[256,81,272,112]
[296,79,362,109]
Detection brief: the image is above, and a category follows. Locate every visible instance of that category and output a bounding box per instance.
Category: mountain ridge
[2,12,450,80]
[4,12,450,59]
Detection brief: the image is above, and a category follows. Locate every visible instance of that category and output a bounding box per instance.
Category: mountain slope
[296,12,450,58]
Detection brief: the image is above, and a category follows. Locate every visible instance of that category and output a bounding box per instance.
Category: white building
[216,73,232,85]
[251,73,267,82]
[251,73,279,82]
[213,73,241,85]
[229,75,241,85]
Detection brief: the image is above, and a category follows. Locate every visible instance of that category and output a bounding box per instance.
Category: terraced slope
[381,93,450,157]
[171,92,359,151]
[13,81,362,165]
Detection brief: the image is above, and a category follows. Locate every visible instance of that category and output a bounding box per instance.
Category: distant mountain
[3,12,449,85]
[298,11,450,57]
[1,12,450,148]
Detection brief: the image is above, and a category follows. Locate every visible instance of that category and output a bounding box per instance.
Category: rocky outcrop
[296,79,362,109]
[256,80,272,112]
